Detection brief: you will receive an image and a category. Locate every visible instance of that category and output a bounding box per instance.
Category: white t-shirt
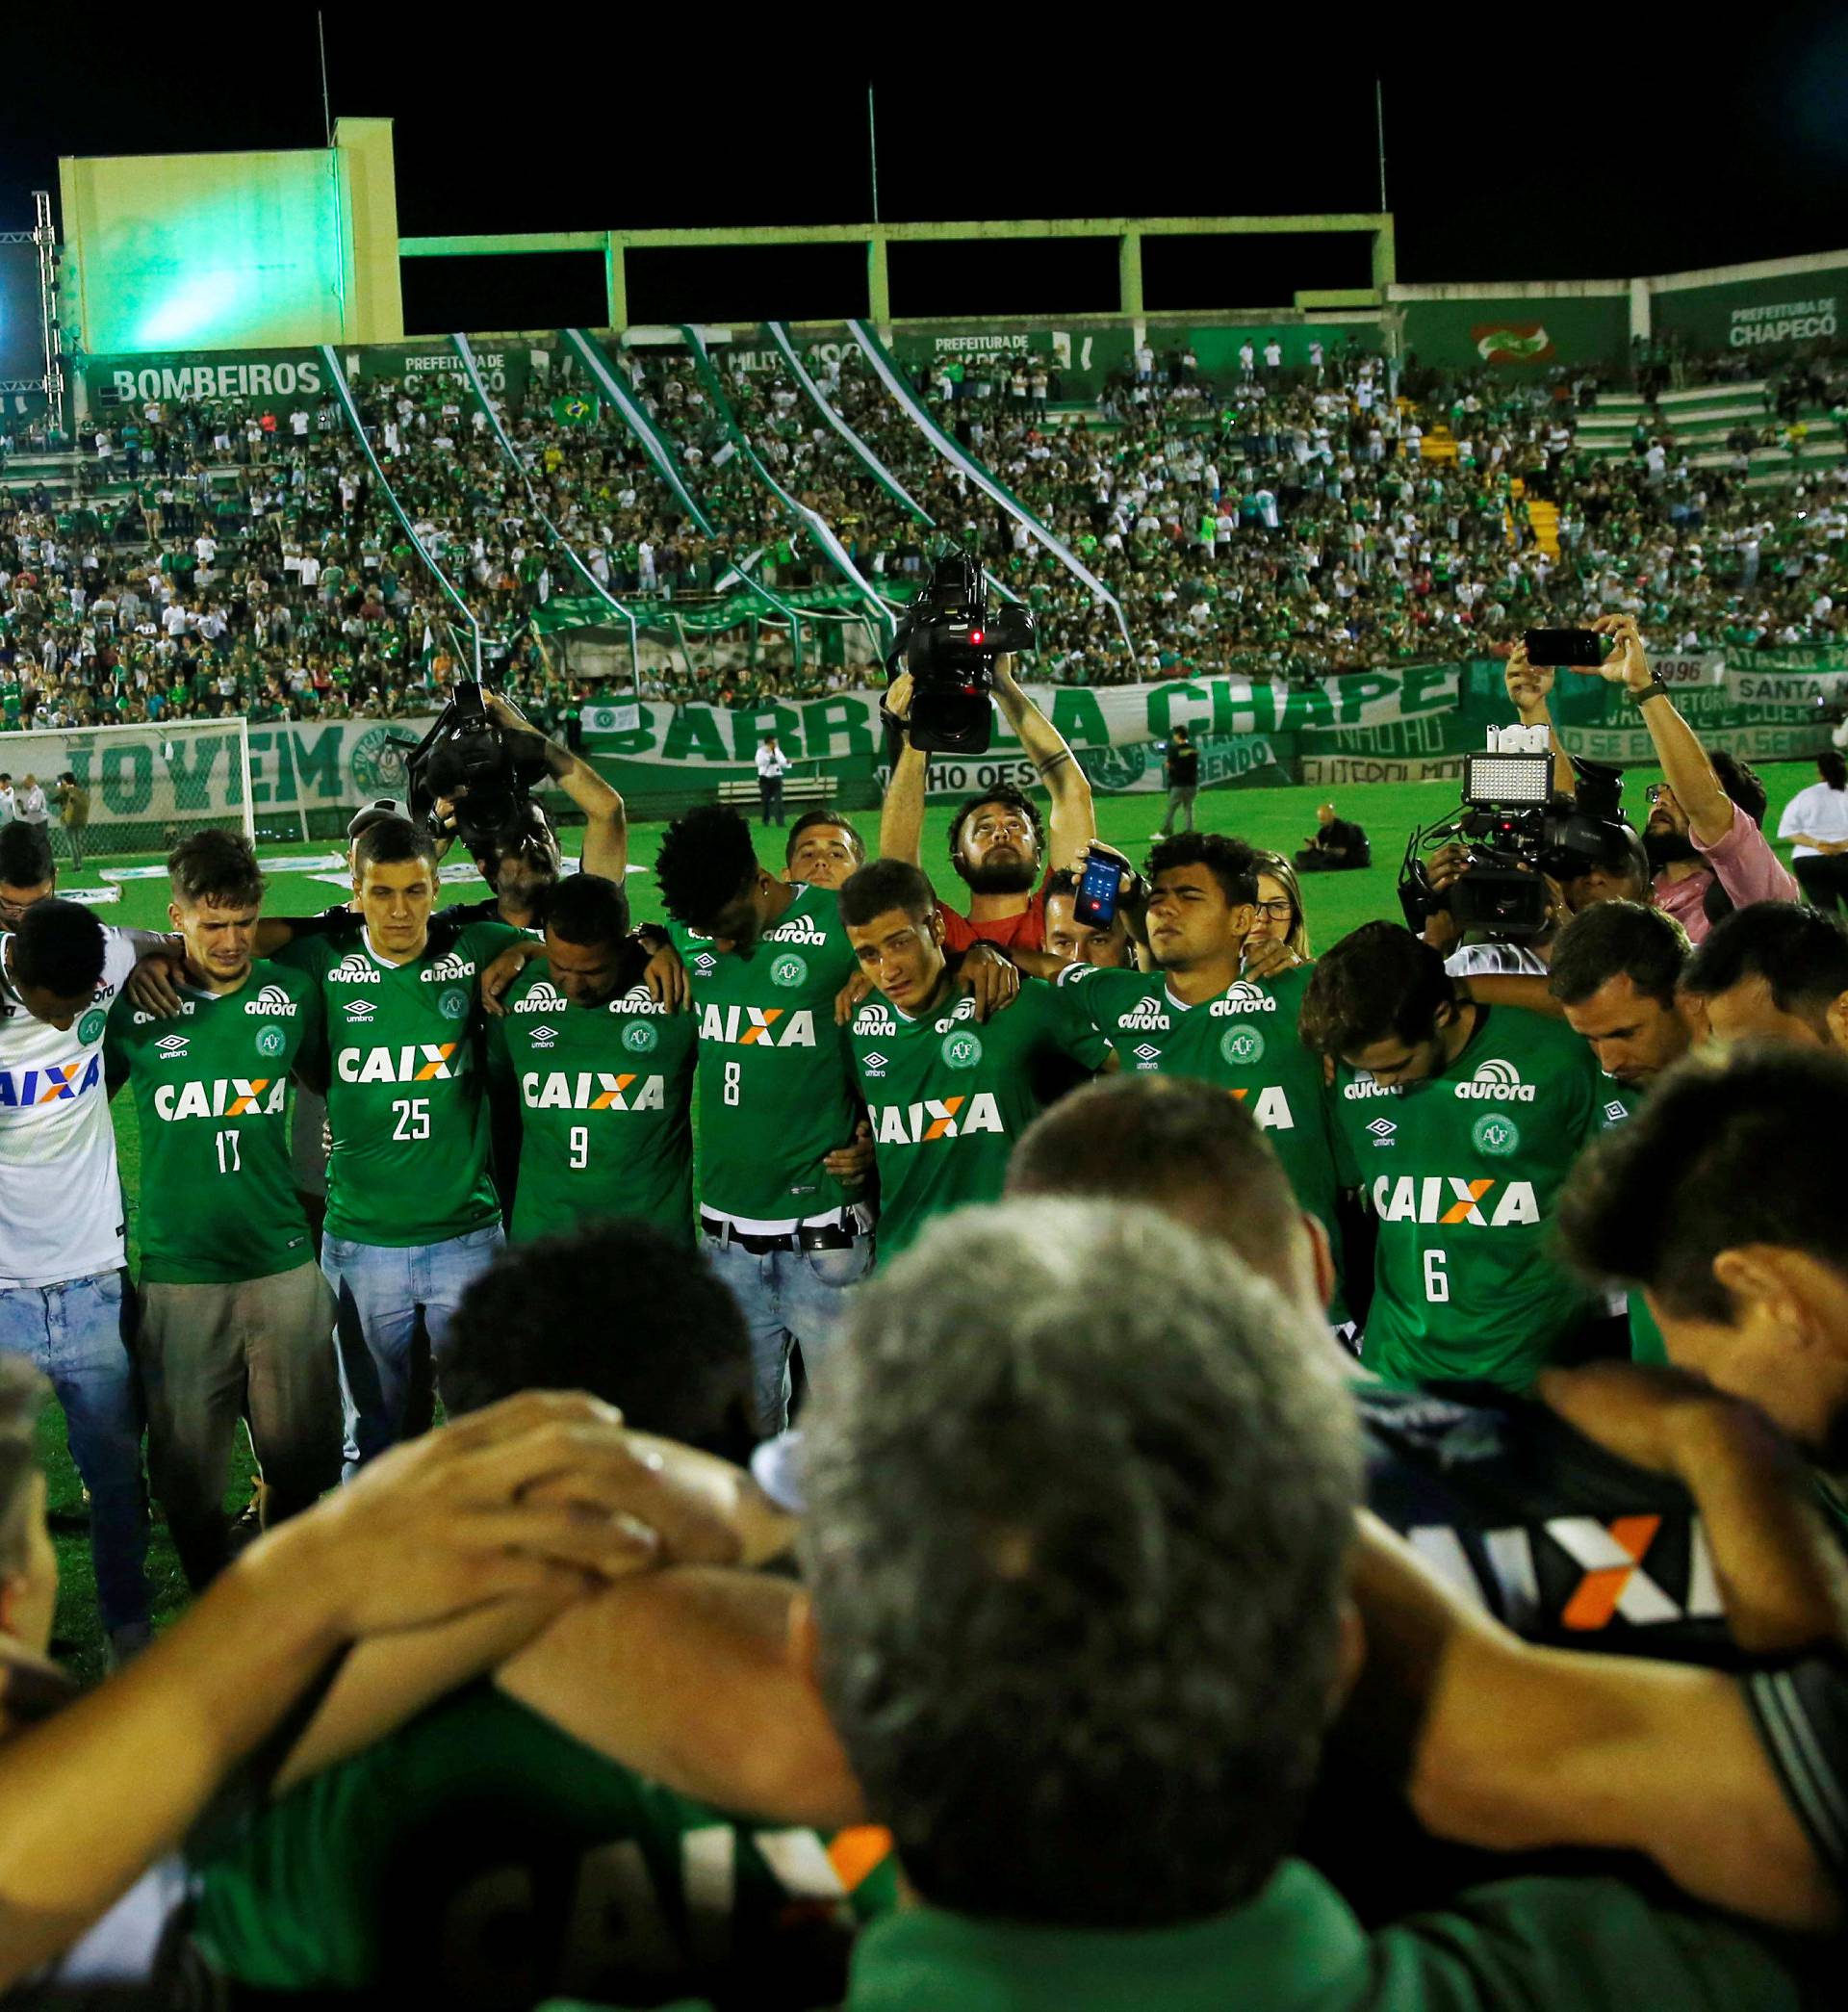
[1778,781,1848,858]
[14,786,48,826]
[756,744,790,779]
[0,929,141,1288]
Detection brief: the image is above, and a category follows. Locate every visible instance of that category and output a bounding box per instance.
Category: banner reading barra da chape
[580,666,1461,778]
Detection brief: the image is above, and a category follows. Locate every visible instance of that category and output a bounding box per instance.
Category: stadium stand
[2,329,1846,734]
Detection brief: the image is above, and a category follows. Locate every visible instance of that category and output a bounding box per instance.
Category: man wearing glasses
[1583,616,1797,943]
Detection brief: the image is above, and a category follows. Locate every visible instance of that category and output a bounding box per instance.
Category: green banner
[86,347,329,410]
[883,323,1134,401]
[350,339,543,408]
[1396,296,1630,373]
[1652,269,1848,359]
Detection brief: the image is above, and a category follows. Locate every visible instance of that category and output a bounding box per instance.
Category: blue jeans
[0,1271,147,1634]
[321,1223,504,1477]
[705,1232,873,1435]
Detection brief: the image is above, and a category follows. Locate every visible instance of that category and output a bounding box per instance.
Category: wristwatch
[1627,677,1672,707]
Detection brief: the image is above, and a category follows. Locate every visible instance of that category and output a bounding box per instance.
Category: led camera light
[1464,754,1553,809]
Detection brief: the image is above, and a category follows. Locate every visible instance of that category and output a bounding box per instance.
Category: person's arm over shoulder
[1032,971,1112,1071]
[1694,807,1803,908]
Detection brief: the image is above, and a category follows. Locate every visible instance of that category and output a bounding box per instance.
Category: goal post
[0,716,256,864]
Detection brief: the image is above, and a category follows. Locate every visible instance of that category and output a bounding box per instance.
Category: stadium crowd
[0,329,1844,737]
[1,609,1847,2006]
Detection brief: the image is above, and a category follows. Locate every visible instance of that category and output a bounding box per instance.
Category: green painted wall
[1652,270,1848,358]
[1399,295,1630,372]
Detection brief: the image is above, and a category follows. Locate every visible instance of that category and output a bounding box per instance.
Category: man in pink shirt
[1580,616,1798,943]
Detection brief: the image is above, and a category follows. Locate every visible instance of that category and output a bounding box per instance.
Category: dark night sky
[7,7,1848,333]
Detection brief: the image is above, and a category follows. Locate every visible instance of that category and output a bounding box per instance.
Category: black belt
[702,1214,860,1254]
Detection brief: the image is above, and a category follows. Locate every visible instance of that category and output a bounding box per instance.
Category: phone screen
[1072,848,1121,929]
[1524,628,1608,668]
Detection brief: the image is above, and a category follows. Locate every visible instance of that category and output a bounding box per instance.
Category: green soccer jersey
[849,976,1107,1263]
[192,1685,897,2004]
[486,959,698,1245]
[678,884,861,1224]
[106,963,321,1285]
[275,921,523,1246]
[1059,962,1348,1313]
[1585,1075,1669,1365]
[1330,1005,1601,1391]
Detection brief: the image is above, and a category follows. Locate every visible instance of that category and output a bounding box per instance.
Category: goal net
[1,717,255,863]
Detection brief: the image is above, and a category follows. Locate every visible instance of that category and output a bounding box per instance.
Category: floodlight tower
[31,192,64,426]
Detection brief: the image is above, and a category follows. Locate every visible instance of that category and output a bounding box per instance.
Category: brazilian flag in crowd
[551,394,596,426]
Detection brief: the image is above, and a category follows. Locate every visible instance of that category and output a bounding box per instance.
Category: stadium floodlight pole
[318,12,333,148]
[449,332,643,694]
[317,344,484,682]
[868,85,881,227]
[1375,77,1388,213]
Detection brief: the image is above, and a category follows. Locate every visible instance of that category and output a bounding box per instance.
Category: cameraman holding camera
[432,689,629,936]
[879,657,1095,955]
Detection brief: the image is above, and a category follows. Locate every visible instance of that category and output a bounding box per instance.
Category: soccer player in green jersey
[1547,902,1702,1368]
[837,860,1106,1262]
[273,816,524,1473]
[653,805,876,1433]
[1057,833,1347,1311]
[485,872,696,1245]
[106,832,339,1587]
[1301,921,1604,1391]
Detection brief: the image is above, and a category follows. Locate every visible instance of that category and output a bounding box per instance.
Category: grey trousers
[1159,786,1198,834]
[138,1262,342,1588]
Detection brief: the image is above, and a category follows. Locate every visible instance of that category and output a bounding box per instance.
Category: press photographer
[405,683,629,933]
[1581,614,1798,942]
[879,555,1094,955]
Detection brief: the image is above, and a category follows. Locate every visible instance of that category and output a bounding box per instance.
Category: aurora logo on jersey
[698,1004,817,1047]
[763,915,830,947]
[243,984,298,1018]
[1371,1174,1539,1226]
[1116,1001,1171,1032]
[1343,1078,1399,1100]
[521,1070,666,1112]
[852,1003,893,1035]
[421,954,476,984]
[1210,984,1277,1017]
[0,1055,104,1105]
[328,953,381,984]
[153,1077,286,1120]
[871,1093,1005,1145]
[1454,1058,1536,1104]
[513,981,567,1015]
[335,1042,465,1083]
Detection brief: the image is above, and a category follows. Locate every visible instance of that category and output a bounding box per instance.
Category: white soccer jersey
[0,929,139,1289]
